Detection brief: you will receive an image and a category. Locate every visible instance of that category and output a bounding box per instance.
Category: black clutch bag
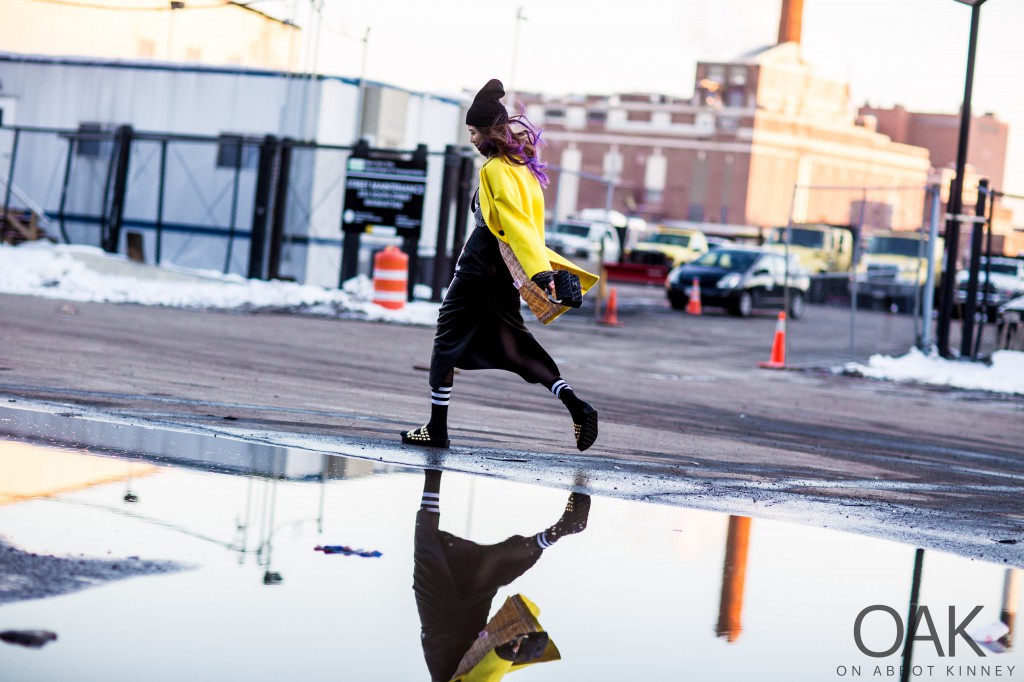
[548,270,583,308]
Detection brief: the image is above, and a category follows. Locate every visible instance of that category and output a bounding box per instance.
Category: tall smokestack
[778,0,803,44]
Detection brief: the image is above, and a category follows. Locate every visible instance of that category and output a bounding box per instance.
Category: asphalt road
[0,291,1021,565]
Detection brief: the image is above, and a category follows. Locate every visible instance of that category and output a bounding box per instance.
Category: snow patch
[0,242,439,326]
[842,347,1024,396]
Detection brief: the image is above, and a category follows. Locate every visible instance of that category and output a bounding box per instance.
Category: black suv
[666,247,811,318]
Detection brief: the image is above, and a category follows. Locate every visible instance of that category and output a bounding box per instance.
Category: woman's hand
[531,271,557,297]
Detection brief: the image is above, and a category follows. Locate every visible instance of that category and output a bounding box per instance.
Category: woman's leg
[543,376,599,452]
[404,274,483,448]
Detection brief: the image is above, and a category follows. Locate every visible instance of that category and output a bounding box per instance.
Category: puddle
[0,408,1022,681]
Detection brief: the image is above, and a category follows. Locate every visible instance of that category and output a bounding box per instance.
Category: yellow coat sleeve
[478,159,551,279]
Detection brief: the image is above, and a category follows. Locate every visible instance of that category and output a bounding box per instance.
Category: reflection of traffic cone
[686,277,702,315]
[758,312,787,369]
[599,287,623,326]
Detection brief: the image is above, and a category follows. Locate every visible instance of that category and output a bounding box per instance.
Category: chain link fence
[0,125,474,296]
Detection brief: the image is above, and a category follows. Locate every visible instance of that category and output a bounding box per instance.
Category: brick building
[524,41,931,235]
[858,104,1009,191]
[522,1,933,236]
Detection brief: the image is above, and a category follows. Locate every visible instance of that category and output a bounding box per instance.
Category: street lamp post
[507,7,527,112]
[936,0,988,358]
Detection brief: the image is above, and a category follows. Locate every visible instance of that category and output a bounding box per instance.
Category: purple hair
[478,112,549,188]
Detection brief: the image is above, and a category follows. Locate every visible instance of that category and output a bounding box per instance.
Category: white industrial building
[0,52,466,287]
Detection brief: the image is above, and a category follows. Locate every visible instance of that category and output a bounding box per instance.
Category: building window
[726,87,745,108]
[587,110,607,124]
[544,108,565,120]
[216,135,257,169]
[603,148,623,179]
[687,203,705,221]
[565,107,586,129]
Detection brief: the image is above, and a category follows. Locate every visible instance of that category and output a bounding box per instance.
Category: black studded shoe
[401,424,450,448]
[549,492,592,540]
[573,405,598,452]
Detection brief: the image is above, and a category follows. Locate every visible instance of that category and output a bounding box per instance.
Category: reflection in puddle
[0,412,1020,681]
[415,470,589,680]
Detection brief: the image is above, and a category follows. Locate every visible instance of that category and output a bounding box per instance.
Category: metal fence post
[57,135,74,244]
[849,188,867,360]
[450,153,474,280]
[223,137,244,274]
[919,185,941,351]
[432,145,459,302]
[974,189,997,357]
[249,134,278,280]
[268,139,292,280]
[961,178,989,358]
[2,128,20,224]
[155,139,168,265]
[103,124,133,253]
[594,176,615,322]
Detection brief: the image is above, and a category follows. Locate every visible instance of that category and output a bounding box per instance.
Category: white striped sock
[421,493,440,513]
[550,379,569,399]
[535,531,553,549]
[430,386,452,406]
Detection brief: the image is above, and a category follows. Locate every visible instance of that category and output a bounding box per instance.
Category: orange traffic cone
[686,277,702,315]
[758,312,787,369]
[599,287,623,326]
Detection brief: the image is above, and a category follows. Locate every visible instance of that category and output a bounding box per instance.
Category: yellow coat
[477,158,599,298]
[450,595,560,682]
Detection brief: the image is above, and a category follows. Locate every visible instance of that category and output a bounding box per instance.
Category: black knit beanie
[466,79,509,129]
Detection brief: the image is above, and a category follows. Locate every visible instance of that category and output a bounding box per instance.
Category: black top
[454,189,511,285]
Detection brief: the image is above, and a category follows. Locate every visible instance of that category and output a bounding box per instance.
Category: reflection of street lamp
[936,0,990,358]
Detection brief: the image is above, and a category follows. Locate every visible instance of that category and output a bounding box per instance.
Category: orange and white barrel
[372,245,408,310]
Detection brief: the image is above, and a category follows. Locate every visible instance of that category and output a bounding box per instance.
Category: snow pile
[0,242,440,326]
[843,347,1024,396]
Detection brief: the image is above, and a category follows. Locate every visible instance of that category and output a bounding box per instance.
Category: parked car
[954,256,1024,320]
[666,247,810,318]
[626,227,709,267]
[545,219,621,264]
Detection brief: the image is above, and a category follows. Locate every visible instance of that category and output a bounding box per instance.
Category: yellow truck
[763,223,855,275]
[626,226,710,268]
[857,231,944,311]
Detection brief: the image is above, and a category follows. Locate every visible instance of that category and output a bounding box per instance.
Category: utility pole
[354,27,371,142]
[507,6,527,112]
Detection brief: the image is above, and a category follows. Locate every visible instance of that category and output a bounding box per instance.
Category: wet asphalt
[0,290,1021,566]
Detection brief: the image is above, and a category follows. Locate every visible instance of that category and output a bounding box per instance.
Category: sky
[260,0,1024,193]
[2,241,1022,393]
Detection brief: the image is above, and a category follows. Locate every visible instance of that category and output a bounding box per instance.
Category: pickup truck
[856,231,944,311]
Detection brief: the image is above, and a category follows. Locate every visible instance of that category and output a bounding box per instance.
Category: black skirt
[414,509,542,682]
[428,191,559,388]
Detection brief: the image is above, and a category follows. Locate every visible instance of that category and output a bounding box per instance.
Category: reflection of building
[0,0,297,70]
[0,441,156,505]
[716,515,752,643]
[523,1,930,234]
